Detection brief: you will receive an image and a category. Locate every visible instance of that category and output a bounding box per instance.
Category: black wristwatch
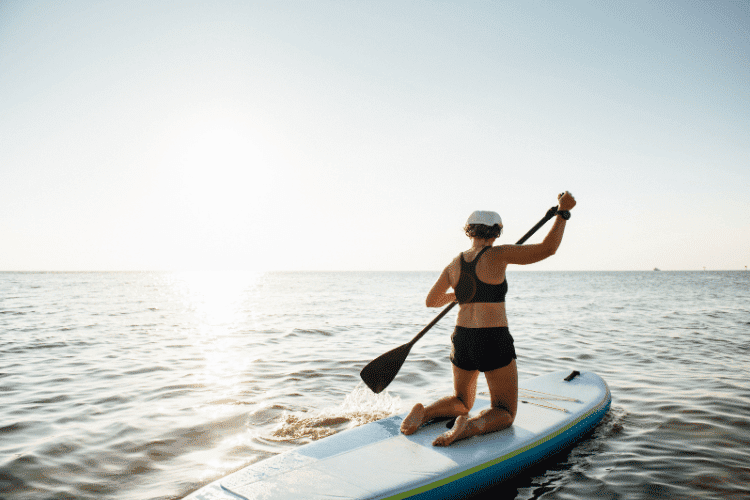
[556,210,571,220]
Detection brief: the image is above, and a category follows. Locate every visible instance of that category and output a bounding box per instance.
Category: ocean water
[1,270,749,500]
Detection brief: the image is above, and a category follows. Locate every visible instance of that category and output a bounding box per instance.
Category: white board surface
[185,370,610,500]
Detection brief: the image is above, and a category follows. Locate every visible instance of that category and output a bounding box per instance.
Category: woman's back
[447,247,509,328]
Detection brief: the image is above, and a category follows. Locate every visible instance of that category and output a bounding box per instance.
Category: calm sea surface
[1,271,749,500]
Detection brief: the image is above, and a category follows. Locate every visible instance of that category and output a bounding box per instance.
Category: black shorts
[450,326,517,372]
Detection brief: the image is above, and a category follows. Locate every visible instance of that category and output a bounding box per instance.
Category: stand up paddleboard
[185,370,610,500]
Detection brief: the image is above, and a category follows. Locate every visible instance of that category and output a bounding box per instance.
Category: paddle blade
[360,342,414,394]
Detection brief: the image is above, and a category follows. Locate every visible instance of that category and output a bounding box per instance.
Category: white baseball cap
[466,210,502,226]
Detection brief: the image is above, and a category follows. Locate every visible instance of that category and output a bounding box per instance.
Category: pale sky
[1,1,748,272]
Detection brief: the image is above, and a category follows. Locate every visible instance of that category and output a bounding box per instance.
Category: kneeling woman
[400,191,576,446]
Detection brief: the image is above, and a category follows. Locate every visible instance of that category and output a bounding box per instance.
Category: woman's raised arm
[493,192,576,266]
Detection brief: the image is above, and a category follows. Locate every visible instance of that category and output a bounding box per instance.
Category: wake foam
[267,383,402,442]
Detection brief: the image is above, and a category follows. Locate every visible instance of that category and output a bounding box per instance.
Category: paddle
[360,205,560,394]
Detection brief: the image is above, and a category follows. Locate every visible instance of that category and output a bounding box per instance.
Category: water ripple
[1,271,749,499]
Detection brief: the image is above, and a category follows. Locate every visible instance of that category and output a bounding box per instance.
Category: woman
[400,191,577,446]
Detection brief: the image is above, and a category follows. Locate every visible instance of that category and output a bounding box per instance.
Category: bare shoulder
[486,245,512,262]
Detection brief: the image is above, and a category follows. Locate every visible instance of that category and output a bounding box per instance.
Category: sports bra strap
[463,246,492,265]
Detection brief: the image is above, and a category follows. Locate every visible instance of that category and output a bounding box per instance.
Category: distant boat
[653,268,660,271]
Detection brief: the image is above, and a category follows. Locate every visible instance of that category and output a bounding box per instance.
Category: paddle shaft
[403,205,559,347]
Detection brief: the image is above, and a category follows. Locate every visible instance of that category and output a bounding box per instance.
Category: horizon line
[1,269,746,273]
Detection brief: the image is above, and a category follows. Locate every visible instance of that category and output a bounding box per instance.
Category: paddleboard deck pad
[185,370,610,500]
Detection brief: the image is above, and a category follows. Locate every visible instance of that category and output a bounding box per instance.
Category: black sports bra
[454,246,508,304]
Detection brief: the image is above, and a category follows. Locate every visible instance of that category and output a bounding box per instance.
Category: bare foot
[433,415,469,446]
[400,403,426,435]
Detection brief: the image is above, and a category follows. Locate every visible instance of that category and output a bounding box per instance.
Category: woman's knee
[453,393,474,413]
[452,365,479,413]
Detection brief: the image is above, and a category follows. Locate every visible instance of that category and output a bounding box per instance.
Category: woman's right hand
[558,191,576,211]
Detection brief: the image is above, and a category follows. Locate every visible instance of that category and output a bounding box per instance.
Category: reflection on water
[171,270,262,325]
[170,271,263,396]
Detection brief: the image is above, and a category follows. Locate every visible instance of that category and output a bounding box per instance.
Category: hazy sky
[1,1,748,271]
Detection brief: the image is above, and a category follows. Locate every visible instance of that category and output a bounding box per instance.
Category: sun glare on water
[175,269,260,325]
[171,270,263,397]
